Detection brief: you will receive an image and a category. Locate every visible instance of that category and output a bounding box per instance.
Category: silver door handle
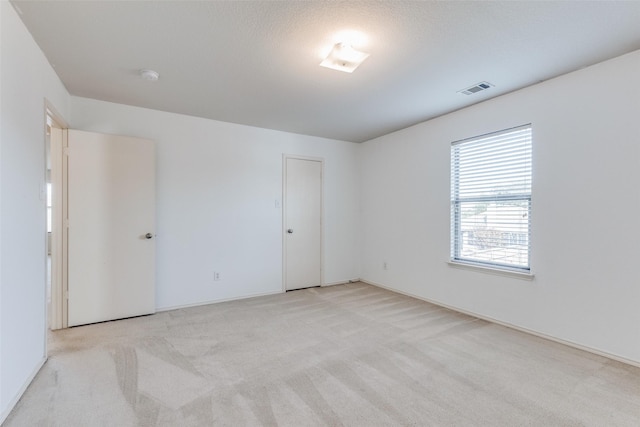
[287,229,293,234]
[145,233,153,239]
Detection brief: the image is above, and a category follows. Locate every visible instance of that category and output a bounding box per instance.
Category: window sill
[447,261,534,280]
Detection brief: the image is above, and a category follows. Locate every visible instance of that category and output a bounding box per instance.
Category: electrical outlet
[383,262,388,270]
[214,272,221,281]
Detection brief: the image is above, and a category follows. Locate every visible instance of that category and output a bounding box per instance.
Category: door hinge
[64,218,70,228]
[64,290,69,300]
[63,147,70,156]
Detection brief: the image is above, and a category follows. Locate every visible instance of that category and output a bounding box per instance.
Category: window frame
[450,124,532,274]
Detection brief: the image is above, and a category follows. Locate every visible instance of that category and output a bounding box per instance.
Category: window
[451,125,532,272]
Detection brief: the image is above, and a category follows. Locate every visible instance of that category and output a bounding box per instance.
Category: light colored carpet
[4,282,640,426]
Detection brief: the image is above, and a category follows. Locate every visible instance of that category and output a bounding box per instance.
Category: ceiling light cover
[140,69,160,81]
[320,43,369,73]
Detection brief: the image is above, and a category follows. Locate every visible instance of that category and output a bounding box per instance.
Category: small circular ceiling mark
[140,69,160,82]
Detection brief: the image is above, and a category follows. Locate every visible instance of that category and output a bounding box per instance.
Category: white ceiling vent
[459,81,494,95]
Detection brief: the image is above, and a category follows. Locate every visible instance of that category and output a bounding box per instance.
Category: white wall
[2,2,638,420]
[70,97,361,310]
[0,1,4,417]
[360,50,640,364]
[0,2,70,421]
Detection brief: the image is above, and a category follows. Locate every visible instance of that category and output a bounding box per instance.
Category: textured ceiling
[12,1,640,142]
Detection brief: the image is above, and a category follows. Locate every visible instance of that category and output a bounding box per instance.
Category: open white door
[284,157,322,291]
[67,130,156,327]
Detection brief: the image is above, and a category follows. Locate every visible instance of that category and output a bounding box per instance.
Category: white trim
[48,124,65,330]
[44,101,69,345]
[45,99,69,129]
[158,280,356,313]
[156,290,282,312]
[281,154,286,293]
[60,129,69,329]
[0,357,47,425]
[282,154,325,163]
[322,278,361,287]
[361,279,640,369]
[447,260,534,280]
[46,100,70,332]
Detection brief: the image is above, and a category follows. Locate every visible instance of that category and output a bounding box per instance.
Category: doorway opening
[46,104,68,331]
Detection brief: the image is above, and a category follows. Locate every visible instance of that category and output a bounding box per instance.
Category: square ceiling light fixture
[320,43,370,73]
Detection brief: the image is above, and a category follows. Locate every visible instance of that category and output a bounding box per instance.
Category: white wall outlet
[214,272,221,281]
[383,262,388,270]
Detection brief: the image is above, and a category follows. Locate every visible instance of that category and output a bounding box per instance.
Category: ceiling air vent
[459,81,494,95]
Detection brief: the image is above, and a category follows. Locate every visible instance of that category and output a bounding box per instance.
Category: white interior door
[284,157,322,291]
[67,130,156,327]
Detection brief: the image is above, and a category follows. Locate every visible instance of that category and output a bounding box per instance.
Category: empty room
[1,1,639,426]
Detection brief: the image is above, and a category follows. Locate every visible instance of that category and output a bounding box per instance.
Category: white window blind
[451,125,532,271]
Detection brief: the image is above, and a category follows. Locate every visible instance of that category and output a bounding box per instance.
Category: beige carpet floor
[4,282,640,426]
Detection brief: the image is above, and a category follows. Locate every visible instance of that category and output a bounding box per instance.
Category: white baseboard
[0,356,47,425]
[322,278,361,287]
[158,278,362,312]
[361,279,640,369]
[156,289,283,312]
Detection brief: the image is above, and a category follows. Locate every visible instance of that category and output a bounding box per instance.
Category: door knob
[145,233,153,239]
[287,229,293,234]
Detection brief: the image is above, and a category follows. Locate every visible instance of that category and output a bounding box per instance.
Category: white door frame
[46,100,69,331]
[282,154,324,292]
